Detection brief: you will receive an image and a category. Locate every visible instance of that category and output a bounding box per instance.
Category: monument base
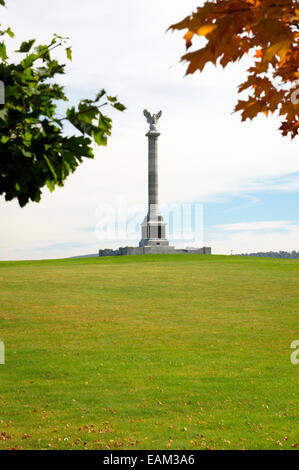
[99,246,212,257]
[139,214,169,247]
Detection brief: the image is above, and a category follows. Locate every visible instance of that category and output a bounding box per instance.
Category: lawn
[0,254,298,450]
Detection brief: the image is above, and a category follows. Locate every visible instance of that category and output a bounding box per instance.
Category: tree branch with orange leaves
[169,0,299,138]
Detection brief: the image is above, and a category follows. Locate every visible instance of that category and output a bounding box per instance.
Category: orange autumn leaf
[169,0,299,138]
[263,39,292,63]
[184,30,194,49]
[197,24,217,36]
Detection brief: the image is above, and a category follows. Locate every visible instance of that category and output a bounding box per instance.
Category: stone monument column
[139,110,169,248]
[147,126,160,216]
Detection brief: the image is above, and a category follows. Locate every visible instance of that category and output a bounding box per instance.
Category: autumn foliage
[169,0,299,138]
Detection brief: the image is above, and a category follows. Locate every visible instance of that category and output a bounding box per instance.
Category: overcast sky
[1,0,299,260]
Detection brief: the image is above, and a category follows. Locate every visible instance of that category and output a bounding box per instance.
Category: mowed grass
[0,254,298,450]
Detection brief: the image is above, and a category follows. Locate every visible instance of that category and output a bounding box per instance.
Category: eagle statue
[143,109,162,130]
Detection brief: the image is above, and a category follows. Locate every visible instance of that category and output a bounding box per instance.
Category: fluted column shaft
[146,129,160,217]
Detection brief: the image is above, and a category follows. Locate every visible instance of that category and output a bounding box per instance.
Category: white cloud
[210,221,299,254]
[215,221,298,231]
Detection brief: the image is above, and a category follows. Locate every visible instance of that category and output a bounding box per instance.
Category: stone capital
[146,130,161,138]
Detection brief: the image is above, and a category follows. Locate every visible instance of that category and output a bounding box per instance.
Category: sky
[1,0,299,260]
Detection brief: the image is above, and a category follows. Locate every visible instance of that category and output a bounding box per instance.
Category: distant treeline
[239,251,299,259]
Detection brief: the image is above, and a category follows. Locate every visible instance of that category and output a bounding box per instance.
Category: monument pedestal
[139,213,169,247]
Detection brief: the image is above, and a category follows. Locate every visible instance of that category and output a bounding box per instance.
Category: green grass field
[0,254,298,450]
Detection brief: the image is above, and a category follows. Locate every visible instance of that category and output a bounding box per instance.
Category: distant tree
[169,0,299,138]
[240,251,299,259]
[0,0,125,206]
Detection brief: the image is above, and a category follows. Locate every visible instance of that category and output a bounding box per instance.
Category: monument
[139,110,169,248]
[99,110,211,257]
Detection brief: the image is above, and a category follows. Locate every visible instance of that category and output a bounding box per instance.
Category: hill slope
[0,254,298,449]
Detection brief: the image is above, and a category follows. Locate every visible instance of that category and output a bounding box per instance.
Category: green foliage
[0,3,125,206]
[16,39,36,53]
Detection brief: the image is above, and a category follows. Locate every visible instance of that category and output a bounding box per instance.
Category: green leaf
[77,103,98,124]
[43,154,57,179]
[35,44,50,61]
[113,102,126,112]
[0,135,9,143]
[78,109,98,124]
[107,96,117,103]
[0,41,7,60]
[66,47,72,61]
[24,130,32,147]
[21,149,33,158]
[5,27,14,38]
[17,39,36,53]
[98,114,112,133]
[46,179,56,192]
[95,89,106,102]
[21,52,37,67]
[92,129,107,146]
[0,108,8,121]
